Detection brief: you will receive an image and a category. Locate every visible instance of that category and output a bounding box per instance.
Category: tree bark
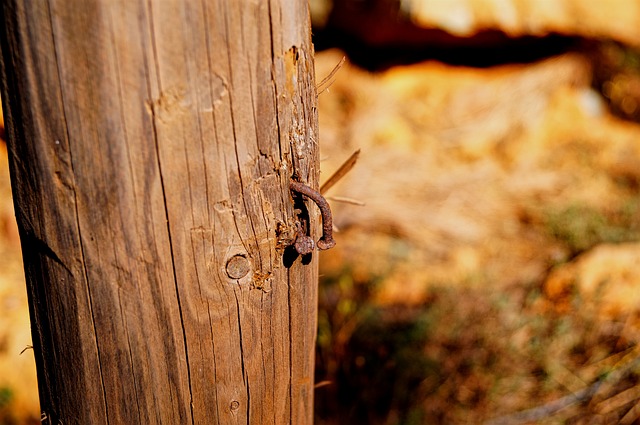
[0,1,319,424]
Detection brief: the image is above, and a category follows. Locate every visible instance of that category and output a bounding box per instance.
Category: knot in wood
[225,255,250,279]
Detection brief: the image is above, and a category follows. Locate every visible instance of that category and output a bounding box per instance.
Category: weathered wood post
[0,1,319,423]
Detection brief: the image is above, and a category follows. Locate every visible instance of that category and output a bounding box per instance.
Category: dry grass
[315,45,640,424]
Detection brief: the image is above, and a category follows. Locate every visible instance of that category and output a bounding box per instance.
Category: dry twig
[326,195,366,206]
[320,149,360,194]
[317,56,346,95]
[484,347,640,425]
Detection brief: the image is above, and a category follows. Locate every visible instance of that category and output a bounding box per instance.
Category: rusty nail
[293,220,315,255]
[290,180,336,250]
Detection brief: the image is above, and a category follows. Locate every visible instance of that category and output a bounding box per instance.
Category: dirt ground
[2,40,640,425]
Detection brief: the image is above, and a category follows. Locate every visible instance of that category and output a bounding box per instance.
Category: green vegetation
[0,387,13,409]
[544,202,640,255]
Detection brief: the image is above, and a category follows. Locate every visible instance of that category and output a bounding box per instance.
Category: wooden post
[0,1,319,424]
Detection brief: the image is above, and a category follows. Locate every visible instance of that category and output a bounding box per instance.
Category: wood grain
[0,1,319,424]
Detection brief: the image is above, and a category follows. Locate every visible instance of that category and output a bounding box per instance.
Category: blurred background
[3,0,640,424]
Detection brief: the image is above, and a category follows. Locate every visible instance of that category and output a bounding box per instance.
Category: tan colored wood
[0,1,319,424]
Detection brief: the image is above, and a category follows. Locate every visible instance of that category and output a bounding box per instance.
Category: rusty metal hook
[290,180,336,252]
